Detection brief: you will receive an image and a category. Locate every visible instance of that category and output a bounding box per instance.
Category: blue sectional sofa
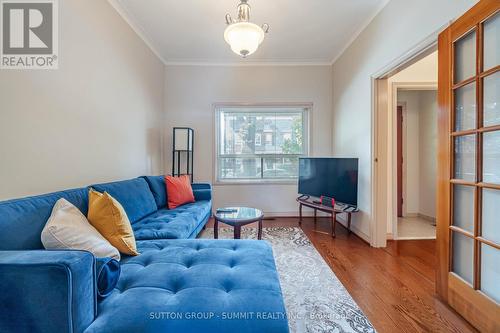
[0,177,289,333]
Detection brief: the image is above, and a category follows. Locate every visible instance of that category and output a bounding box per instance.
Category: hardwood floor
[206,216,477,332]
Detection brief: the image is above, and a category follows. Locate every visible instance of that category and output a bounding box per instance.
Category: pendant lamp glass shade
[224,0,269,58]
[224,22,265,57]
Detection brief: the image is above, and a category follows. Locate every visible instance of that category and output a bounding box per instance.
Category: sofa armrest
[192,183,212,201]
[0,250,96,333]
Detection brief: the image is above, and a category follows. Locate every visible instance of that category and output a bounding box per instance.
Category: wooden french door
[437,1,500,332]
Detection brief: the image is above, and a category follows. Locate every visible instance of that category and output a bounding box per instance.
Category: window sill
[213,179,298,186]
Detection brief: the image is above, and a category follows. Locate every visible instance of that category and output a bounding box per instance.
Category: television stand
[296,197,359,238]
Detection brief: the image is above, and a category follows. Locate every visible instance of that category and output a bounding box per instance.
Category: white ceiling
[110,0,389,65]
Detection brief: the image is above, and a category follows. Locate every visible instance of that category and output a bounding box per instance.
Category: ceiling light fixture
[224,0,269,58]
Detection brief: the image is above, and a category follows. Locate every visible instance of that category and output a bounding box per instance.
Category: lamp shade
[224,22,265,57]
[174,128,193,151]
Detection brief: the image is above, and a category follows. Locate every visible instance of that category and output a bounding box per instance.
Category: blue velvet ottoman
[84,239,289,333]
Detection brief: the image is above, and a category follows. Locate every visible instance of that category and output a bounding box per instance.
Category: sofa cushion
[88,190,139,256]
[90,178,157,224]
[0,188,88,250]
[140,176,167,209]
[192,183,212,202]
[132,200,211,240]
[95,257,121,298]
[166,175,195,209]
[85,239,289,333]
[41,198,120,260]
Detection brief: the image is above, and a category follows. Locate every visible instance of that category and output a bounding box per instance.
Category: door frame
[370,27,442,246]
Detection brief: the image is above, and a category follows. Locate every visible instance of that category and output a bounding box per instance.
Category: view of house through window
[216,106,309,181]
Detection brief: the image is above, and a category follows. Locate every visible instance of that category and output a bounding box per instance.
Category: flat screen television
[298,158,359,206]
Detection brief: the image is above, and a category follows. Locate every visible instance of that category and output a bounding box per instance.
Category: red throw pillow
[165,175,195,209]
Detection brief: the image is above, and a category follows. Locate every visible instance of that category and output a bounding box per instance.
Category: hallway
[398,216,436,239]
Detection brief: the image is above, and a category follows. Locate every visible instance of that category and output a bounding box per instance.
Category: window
[216,105,309,182]
[255,133,262,146]
[265,133,273,145]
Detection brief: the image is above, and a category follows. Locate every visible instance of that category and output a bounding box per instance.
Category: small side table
[297,197,359,238]
[214,207,264,240]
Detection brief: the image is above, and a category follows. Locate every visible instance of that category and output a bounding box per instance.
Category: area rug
[201,226,376,333]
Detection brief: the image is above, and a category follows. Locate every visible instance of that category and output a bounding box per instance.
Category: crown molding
[330,0,391,66]
[108,0,168,65]
[164,61,333,67]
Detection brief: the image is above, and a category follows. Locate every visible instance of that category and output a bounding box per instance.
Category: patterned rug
[200,226,376,333]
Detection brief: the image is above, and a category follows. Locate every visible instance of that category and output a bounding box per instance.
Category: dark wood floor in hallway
[206,216,476,332]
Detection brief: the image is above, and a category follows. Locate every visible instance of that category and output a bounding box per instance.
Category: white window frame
[214,103,311,184]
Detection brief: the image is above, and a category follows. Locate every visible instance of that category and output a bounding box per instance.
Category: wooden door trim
[436,26,452,301]
[372,78,389,247]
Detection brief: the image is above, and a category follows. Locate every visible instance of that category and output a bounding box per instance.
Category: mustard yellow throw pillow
[88,189,139,256]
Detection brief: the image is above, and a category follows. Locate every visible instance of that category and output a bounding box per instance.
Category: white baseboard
[397,236,436,240]
[349,224,371,243]
[402,212,436,223]
[325,212,371,243]
[418,213,436,223]
[263,211,329,217]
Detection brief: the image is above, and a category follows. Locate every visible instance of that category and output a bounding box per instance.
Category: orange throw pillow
[166,175,195,209]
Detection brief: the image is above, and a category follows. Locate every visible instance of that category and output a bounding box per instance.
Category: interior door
[437,1,500,332]
[397,105,403,217]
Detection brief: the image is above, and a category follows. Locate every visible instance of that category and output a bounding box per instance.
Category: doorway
[395,87,438,240]
[373,49,439,242]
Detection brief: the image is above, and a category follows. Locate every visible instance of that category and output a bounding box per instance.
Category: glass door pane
[454,30,477,83]
[454,134,476,181]
[480,244,500,303]
[452,231,474,284]
[453,185,475,233]
[483,131,500,184]
[482,188,500,244]
[483,71,500,127]
[483,12,499,71]
[455,82,477,131]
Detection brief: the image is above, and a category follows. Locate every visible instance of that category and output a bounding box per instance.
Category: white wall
[0,0,165,200]
[418,90,438,219]
[332,0,477,243]
[164,65,333,216]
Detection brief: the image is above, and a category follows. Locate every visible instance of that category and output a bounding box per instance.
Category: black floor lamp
[172,127,194,183]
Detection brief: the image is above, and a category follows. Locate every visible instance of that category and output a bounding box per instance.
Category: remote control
[217,208,238,213]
